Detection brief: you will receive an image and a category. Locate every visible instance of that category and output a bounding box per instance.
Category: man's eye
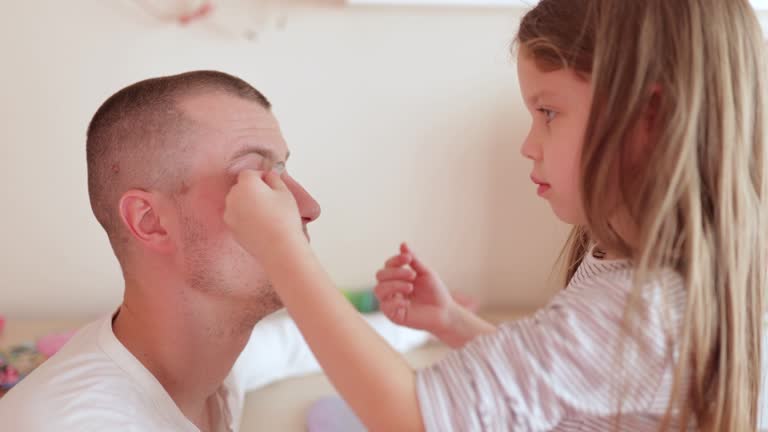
[271,163,286,175]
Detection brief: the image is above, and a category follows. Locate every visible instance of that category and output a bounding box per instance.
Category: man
[0,71,428,431]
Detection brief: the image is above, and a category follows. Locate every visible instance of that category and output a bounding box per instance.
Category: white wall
[0,0,569,320]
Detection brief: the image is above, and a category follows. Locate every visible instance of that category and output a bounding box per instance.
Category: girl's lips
[530,175,551,196]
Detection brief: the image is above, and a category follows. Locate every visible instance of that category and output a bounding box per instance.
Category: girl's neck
[595,211,639,260]
[592,242,629,261]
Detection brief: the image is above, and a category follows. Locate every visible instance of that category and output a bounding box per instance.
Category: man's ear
[118,190,174,254]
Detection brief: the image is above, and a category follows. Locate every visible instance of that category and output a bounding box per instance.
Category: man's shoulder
[0,387,152,432]
[0,317,164,431]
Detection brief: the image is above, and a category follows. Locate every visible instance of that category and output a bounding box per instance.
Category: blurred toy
[0,343,45,390]
[0,325,75,394]
[36,331,76,358]
[342,289,379,313]
[306,395,365,432]
[0,352,19,390]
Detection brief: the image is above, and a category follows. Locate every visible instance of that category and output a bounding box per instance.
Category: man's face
[168,91,321,312]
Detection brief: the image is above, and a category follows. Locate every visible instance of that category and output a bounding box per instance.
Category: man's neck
[112,280,259,430]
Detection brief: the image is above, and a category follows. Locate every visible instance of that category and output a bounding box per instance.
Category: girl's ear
[629,85,662,161]
[645,85,662,133]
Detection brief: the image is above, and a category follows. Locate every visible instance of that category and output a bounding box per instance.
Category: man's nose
[283,174,321,224]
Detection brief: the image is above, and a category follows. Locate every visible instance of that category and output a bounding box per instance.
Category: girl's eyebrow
[526,90,556,107]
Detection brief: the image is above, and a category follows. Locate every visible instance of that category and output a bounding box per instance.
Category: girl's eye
[537,108,557,124]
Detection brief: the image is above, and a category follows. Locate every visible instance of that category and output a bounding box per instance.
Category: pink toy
[178,1,214,25]
[35,331,76,358]
[0,365,18,385]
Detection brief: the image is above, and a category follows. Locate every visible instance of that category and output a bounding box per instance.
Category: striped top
[416,251,692,431]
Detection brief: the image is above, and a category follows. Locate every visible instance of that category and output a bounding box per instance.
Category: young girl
[223,0,767,430]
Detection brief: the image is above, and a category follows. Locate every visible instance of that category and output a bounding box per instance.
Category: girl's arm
[224,170,425,431]
[265,240,425,432]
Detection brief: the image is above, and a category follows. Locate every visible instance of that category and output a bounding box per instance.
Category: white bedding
[233,310,432,391]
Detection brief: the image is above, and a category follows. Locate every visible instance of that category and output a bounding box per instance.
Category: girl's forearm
[263,239,425,432]
[436,304,498,348]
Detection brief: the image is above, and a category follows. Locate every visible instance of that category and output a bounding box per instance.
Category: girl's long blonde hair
[517,1,767,430]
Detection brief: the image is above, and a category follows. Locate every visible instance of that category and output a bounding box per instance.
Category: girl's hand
[224,170,305,260]
[374,243,463,344]
[375,243,494,347]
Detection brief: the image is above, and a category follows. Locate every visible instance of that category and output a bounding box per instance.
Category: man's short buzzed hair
[86,70,271,254]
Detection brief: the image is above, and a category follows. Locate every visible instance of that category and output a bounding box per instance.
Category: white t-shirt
[0,310,429,431]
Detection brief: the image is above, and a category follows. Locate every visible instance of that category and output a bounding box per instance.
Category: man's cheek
[194,182,230,221]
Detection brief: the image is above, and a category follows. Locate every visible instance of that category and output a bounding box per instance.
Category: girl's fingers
[380,296,411,324]
[376,267,417,282]
[385,253,412,268]
[374,281,414,301]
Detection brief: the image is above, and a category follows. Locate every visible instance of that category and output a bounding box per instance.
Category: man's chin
[264,290,284,311]
[236,291,283,329]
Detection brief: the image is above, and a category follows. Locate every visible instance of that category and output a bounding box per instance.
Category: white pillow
[232,310,430,392]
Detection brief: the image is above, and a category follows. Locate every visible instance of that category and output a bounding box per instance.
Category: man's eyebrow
[229,145,290,163]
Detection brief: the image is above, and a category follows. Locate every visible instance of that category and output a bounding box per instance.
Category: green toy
[342,289,379,313]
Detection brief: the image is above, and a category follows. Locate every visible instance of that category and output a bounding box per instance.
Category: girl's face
[517,52,593,226]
